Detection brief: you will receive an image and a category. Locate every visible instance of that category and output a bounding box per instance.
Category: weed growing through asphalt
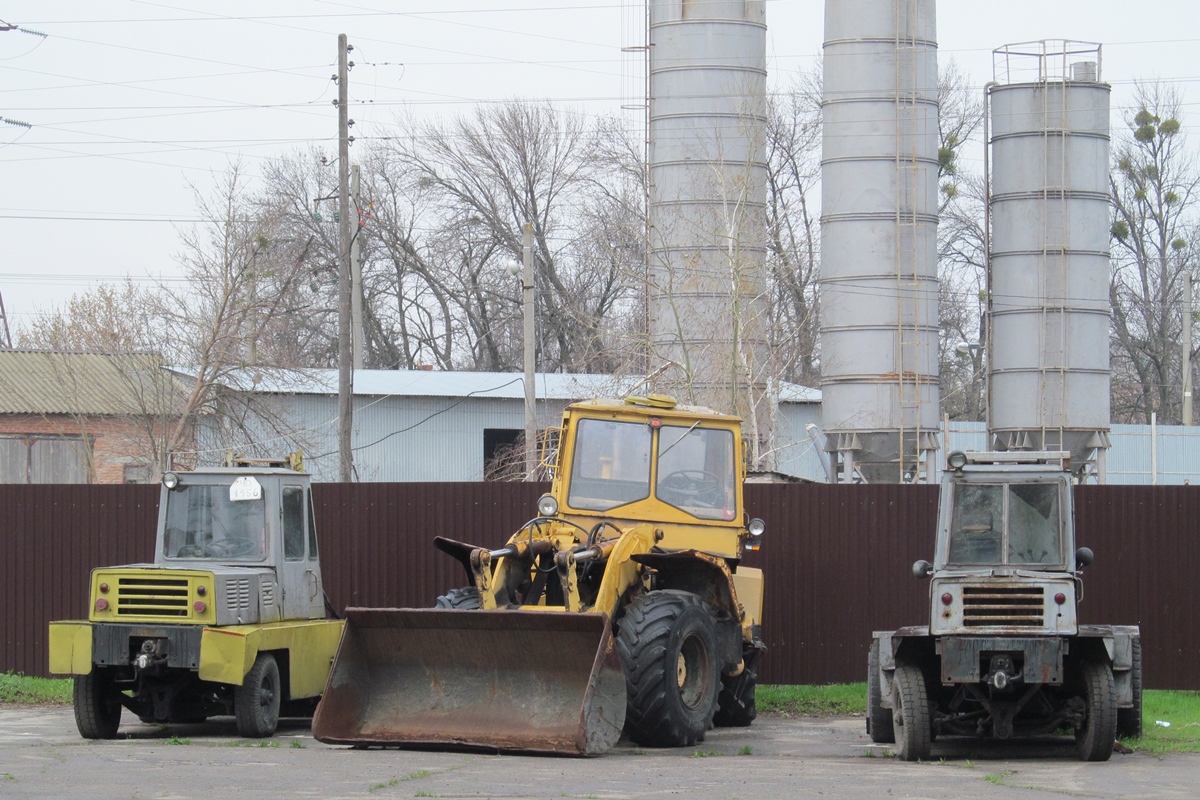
[985,770,1013,786]
[691,749,721,757]
[290,740,305,749]
[255,740,280,748]
[402,770,432,781]
[737,745,753,756]
[368,777,399,793]
[166,736,190,746]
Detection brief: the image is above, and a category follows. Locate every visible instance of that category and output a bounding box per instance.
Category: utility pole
[351,164,365,370]
[336,33,354,481]
[522,222,537,479]
[1184,270,1193,426]
[0,290,12,348]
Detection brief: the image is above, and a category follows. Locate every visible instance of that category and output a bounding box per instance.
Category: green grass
[758,683,867,716]
[1123,690,1200,754]
[0,674,72,705]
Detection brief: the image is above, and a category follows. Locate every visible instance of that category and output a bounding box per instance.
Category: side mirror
[912,560,933,579]
[1075,547,1094,569]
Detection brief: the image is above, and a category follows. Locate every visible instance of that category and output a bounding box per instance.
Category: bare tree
[1109,82,1200,423]
[936,61,988,421]
[764,71,822,387]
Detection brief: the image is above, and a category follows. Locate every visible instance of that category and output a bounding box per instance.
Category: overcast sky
[1,0,1196,335]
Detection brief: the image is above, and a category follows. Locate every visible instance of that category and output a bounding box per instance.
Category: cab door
[279,483,315,620]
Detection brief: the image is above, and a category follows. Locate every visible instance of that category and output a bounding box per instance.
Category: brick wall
[0,413,176,484]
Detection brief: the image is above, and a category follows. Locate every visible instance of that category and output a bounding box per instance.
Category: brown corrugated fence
[2,483,1193,688]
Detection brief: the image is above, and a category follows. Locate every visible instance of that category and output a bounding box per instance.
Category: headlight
[947,451,968,470]
[162,471,180,490]
[747,518,765,538]
[537,494,559,517]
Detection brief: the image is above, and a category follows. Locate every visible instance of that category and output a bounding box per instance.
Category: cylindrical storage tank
[647,0,772,460]
[819,0,941,483]
[987,41,1111,478]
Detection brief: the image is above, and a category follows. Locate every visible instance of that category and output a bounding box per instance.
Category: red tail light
[1054,592,1066,605]
[193,600,207,614]
[94,598,109,612]
[941,593,953,606]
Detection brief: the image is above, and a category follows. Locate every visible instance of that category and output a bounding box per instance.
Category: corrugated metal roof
[0,350,185,416]
[171,367,822,404]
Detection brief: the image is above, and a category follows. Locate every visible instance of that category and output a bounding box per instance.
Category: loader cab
[551,397,744,526]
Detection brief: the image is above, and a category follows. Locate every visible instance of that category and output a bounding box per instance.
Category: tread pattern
[1076,658,1116,761]
[616,590,719,748]
[235,653,281,738]
[74,671,121,740]
[866,641,894,743]
[1117,637,1143,739]
[892,662,931,761]
[435,586,482,609]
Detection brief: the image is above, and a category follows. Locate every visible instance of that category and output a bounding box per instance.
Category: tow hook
[133,638,169,673]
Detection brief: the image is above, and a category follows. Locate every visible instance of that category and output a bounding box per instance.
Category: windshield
[656,425,736,520]
[567,418,652,511]
[948,482,1061,566]
[163,482,267,561]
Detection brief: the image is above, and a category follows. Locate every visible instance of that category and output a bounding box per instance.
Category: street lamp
[507,222,536,479]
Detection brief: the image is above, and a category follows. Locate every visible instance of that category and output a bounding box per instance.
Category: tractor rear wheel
[434,587,481,609]
[235,653,281,738]
[867,641,894,743]
[617,590,720,747]
[713,653,758,728]
[1117,637,1143,739]
[74,670,122,740]
[1076,658,1116,761]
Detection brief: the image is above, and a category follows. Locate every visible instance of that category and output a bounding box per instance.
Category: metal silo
[819,0,941,483]
[987,41,1111,481]
[647,0,772,465]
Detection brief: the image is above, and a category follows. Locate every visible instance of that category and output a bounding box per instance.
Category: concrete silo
[819,0,941,483]
[987,41,1111,480]
[647,0,772,464]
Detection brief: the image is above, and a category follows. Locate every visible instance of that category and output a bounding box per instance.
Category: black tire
[1076,658,1117,762]
[867,641,894,743]
[616,590,720,747]
[235,653,281,738]
[892,662,931,761]
[73,671,122,740]
[1117,637,1143,739]
[713,656,758,728]
[435,586,481,609]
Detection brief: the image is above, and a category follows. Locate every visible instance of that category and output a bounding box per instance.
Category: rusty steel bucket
[311,608,627,756]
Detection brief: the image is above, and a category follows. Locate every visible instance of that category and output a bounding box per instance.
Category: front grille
[962,585,1045,628]
[226,578,251,611]
[116,577,190,617]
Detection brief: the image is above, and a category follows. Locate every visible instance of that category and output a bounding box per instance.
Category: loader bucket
[311,608,627,756]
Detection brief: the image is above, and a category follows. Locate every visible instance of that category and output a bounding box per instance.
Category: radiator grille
[116,577,190,617]
[961,585,1045,628]
[226,578,251,611]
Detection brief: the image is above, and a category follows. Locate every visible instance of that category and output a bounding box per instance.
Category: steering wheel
[203,538,258,558]
[175,544,204,557]
[659,470,721,505]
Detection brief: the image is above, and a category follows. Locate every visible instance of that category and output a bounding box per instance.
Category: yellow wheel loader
[312,396,767,755]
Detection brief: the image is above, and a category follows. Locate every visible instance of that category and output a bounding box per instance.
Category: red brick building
[0,351,188,484]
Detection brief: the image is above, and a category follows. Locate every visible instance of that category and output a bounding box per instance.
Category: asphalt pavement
[0,705,1194,799]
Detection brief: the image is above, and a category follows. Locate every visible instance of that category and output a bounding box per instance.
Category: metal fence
[3,483,1193,689]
